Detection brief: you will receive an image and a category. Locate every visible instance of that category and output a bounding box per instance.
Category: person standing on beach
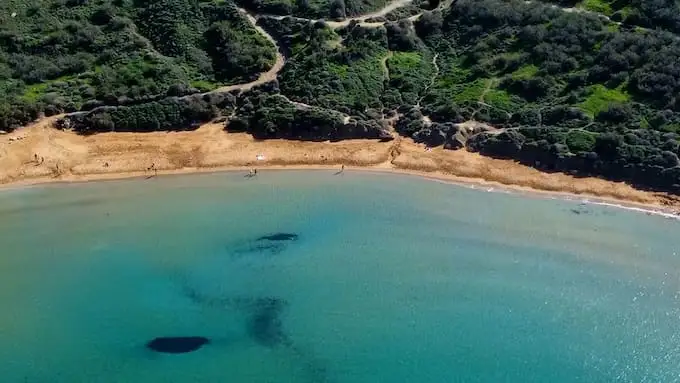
[335,164,345,175]
[146,162,157,178]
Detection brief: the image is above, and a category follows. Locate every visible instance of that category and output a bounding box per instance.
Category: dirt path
[359,0,414,20]
[169,1,421,99]
[70,0,433,107]
[204,9,286,95]
[195,1,421,117]
[262,0,416,29]
[326,0,414,27]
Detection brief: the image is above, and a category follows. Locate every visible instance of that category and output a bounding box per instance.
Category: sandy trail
[123,0,418,103]
[259,0,418,29]
[205,10,286,95]
[324,0,414,28]
[2,118,679,216]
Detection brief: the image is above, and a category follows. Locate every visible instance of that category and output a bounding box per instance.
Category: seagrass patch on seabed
[232,232,300,256]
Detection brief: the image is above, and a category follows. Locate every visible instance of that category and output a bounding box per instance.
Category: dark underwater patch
[172,278,330,381]
[257,233,299,242]
[177,283,290,347]
[246,297,290,348]
[570,205,591,215]
[246,242,286,255]
[146,336,210,354]
[230,232,300,257]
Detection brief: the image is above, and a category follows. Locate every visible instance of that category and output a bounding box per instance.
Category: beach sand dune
[1,118,679,213]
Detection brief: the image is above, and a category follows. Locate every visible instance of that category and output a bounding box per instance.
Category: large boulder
[467,130,526,158]
[442,121,497,150]
[444,130,468,150]
[413,127,447,147]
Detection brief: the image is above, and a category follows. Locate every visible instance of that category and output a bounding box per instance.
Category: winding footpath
[203,0,624,127]
[207,10,286,95]
[258,0,415,29]
[205,0,420,97]
[70,0,655,120]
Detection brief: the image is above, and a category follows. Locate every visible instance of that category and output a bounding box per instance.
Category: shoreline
[4,162,680,221]
[1,118,679,219]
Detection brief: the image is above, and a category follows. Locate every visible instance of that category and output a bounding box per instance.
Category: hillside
[0,0,276,125]
[2,0,680,192]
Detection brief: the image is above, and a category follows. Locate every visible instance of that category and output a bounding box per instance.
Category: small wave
[587,201,680,221]
[434,175,680,220]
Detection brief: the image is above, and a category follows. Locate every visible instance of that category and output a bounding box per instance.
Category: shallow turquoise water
[1,170,680,382]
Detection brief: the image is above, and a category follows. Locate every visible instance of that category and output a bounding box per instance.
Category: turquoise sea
[1,170,679,382]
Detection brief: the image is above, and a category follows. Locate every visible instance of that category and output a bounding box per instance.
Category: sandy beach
[1,116,679,216]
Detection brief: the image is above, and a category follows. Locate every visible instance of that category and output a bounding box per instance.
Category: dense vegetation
[4,0,680,192]
[277,20,389,113]
[235,0,388,19]
[269,0,680,191]
[228,90,390,140]
[538,0,680,36]
[0,0,276,130]
[416,0,680,191]
[65,82,391,141]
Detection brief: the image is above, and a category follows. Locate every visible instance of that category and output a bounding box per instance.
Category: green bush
[566,130,596,152]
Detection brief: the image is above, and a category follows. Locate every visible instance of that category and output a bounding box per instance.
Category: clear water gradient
[1,170,679,382]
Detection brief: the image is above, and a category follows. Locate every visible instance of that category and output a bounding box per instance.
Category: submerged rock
[257,233,299,241]
[146,336,209,354]
[229,232,300,257]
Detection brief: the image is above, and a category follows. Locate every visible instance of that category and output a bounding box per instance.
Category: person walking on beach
[146,162,157,178]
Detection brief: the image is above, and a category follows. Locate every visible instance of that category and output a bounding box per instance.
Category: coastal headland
[1,116,679,216]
